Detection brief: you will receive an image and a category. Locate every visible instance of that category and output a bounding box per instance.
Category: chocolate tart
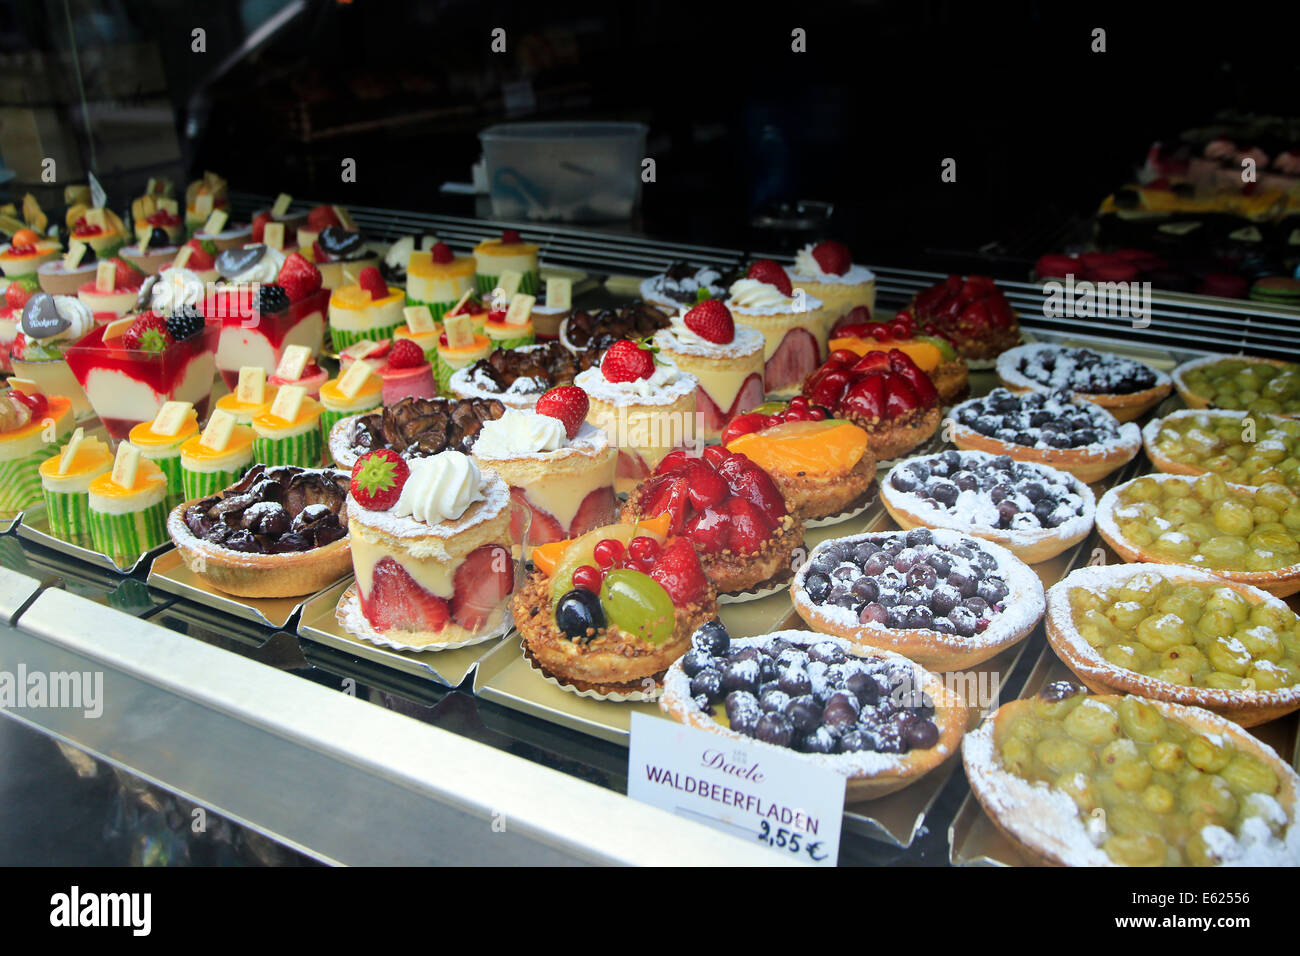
[1172,354,1300,419]
[881,449,1095,564]
[660,627,967,801]
[327,395,505,470]
[1046,563,1300,727]
[448,341,600,410]
[964,686,1300,866]
[946,388,1141,483]
[559,302,672,354]
[167,465,351,598]
[790,528,1045,671]
[996,344,1172,423]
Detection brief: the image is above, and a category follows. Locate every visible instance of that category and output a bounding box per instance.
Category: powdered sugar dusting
[653,320,765,359]
[574,362,697,407]
[347,467,509,540]
[998,343,1170,396]
[471,420,609,463]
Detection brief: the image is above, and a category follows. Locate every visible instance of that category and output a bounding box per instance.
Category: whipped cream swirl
[728,277,791,308]
[392,450,485,524]
[21,293,95,342]
[226,244,284,285]
[472,409,566,458]
[149,267,205,314]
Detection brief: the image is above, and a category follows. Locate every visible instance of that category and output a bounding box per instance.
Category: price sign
[627,713,844,865]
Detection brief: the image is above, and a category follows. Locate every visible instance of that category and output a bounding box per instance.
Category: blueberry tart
[790,528,1045,670]
[167,464,351,598]
[946,387,1141,483]
[1046,563,1300,727]
[964,683,1300,866]
[659,626,966,800]
[881,449,1095,564]
[996,344,1171,422]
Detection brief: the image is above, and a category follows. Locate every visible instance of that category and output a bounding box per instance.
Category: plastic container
[479,122,648,222]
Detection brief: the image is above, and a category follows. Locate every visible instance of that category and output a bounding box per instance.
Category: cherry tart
[514,520,718,695]
[621,446,803,596]
[791,528,1044,670]
[1096,473,1300,597]
[909,274,1020,364]
[996,344,1171,422]
[964,683,1300,866]
[946,387,1141,483]
[1046,564,1300,727]
[801,347,941,461]
[328,395,505,470]
[1143,408,1300,493]
[168,465,351,598]
[660,625,967,801]
[882,449,1095,564]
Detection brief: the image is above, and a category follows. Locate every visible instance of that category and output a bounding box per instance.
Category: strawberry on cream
[727,272,829,398]
[654,305,765,441]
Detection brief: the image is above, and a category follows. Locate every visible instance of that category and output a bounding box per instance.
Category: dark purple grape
[691,619,729,655]
[964,595,990,616]
[949,605,978,637]
[851,541,880,565]
[725,690,761,731]
[859,602,888,625]
[927,552,952,577]
[720,659,761,696]
[798,727,837,754]
[890,470,920,492]
[907,563,937,589]
[803,572,831,602]
[838,730,872,752]
[808,641,846,665]
[931,583,961,615]
[930,480,958,506]
[777,667,812,698]
[681,649,713,678]
[754,712,793,747]
[850,576,879,602]
[690,668,722,701]
[775,648,809,670]
[828,586,856,609]
[862,552,890,576]
[949,569,978,598]
[760,687,791,712]
[907,605,935,629]
[556,589,604,639]
[784,695,820,734]
[904,717,940,750]
[692,693,714,715]
[977,577,1009,604]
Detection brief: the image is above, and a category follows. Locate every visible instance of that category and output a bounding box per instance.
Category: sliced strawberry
[450,544,515,630]
[569,485,619,536]
[719,457,786,523]
[685,506,731,554]
[850,351,891,375]
[841,374,886,421]
[958,299,991,332]
[643,475,689,534]
[701,445,734,469]
[684,460,730,511]
[654,448,693,477]
[804,367,852,409]
[616,450,651,485]
[362,557,450,633]
[763,327,819,394]
[648,537,709,605]
[887,349,939,405]
[719,411,774,447]
[510,487,565,545]
[724,497,772,554]
[883,374,919,417]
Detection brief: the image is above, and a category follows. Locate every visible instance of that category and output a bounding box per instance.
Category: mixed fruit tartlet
[827,306,968,405]
[0,385,74,515]
[909,274,1020,364]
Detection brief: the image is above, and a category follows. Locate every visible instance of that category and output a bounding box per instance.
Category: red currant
[870,324,891,341]
[572,564,603,593]
[627,536,661,570]
[808,406,826,420]
[592,538,625,568]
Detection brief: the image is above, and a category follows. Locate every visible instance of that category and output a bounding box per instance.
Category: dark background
[1,0,1296,268]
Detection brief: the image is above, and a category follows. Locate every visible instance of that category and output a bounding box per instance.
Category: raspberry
[277,252,321,303]
[387,338,425,369]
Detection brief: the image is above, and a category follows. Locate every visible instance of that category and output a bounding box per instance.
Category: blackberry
[166,305,204,341]
[255,283,290,315]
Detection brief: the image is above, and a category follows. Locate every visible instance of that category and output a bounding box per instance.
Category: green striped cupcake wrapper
[42,488,93,545]
[253,428,323,468]
[183,464,248,502]
[89,502,167,564]
[405,295,459,321]
[322,405,378,440]
[486,331,536,351]
[141,452,185,509]
[435,355,473,396]
[474,269,540,297]
[0,442,60,515]
[329,321,407,352]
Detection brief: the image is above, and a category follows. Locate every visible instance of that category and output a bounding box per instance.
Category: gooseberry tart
[909,274,1020,365]
[827,305,969,405]
[801,347,941,461]
[167,465,351,598]
[881,449,1095,564]
[721,398,875,523]
[448,341,600,410]
[963,683,1300,866]
[621,446,804,596]
[1172,354,1300,419]
[946,388,1141,483]
[660,625,966,801]
[514,520,718,695]
[996,344,1171,422]
[1046,564,1300,726]
[1143,408,1300,492]
[791,528,1045,670]
[328,395,505,471]
[1096,473,1300,597]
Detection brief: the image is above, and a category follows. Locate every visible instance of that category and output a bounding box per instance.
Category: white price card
[626,712,844,865]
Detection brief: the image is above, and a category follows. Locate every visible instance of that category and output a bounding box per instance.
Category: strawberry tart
[470,386,617,551]
[573,339,698,494]
[785,240,877,320]
[726,259,829,398]
[827,307,969,405]
[909,274,1020,365]
[342,449,516,648]
[622,445,804,596]
[652,300,765,441]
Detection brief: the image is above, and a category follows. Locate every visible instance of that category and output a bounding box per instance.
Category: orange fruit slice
[728,419,868,476]
[828,337,942,372]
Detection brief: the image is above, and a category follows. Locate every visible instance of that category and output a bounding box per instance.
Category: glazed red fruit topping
[11,390,47,420]
[307,205,341,232]
[387,338,425,369]
[277,252,322,302]
[572,564,604,593]
[500,229,522,244]
[627,535,661,570]
[350,449,410,511]
[717,398,830,446]
[123,313,173,352]
[648,537,710,605]
[430,241,454,265]
[601,339,656,383]
[811,240,852,276]
[5,282,33,311]
[450,544,515,630]
[535,384,589,440]
[746,258,793,297]
[358,266,388,300]
[682,299,734,344]
[592,538,625,568]
[184,239,215,270]
[113,258,143,290]
[251,212,271,243]
[910,274,1017,349]
[801,347,938,424]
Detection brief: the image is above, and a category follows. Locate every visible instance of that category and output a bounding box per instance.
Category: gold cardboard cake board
[16,503,170,575]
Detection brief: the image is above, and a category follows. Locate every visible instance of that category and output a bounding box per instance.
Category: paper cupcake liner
[182,464,249,501]
[521,642,663,701]
[140,451,185,510]
[41,488,93,546]
[89,501,168,563]
[485,331,535,351]
[805,487,879,529]
[0,442,59,515]
[321,406,378,443]
[718,568,795,604]
[334,583,512,653]
[329,321,405,352]
[253,428,323,468]
[475,270,539,297]
[404,295,457,321]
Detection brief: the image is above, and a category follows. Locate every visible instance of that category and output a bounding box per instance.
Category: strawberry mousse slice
[66,272,219,440]
[726,258,830,398]
[211,246,328,388]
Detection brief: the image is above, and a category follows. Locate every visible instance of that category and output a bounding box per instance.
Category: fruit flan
[784,240,877,320]
[573,340,698,494]
[726,259,829,397]
[827,306,968,405]
[473,230,539,296]
[1,228,60,278]
[406,244,476,319]
[343,450,516,647]
[327,266,406,352]
[910,274,1020,364]
[515,519,717,695]
[0,387,73,515]
[652,300,765,441]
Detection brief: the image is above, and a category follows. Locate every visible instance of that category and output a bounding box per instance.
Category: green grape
[600,569,674,644]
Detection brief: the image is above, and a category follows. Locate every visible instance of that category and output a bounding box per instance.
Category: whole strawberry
[358,266,388,300]
[4,277,36,312]
[277,252,322,302]
[430,242,454,264]
[682,299,734,344]
[123,313,173,352]
[350,449,410,511]
[746,258,793,297]
[600,339,656,383]
[536,385,589,439]
[387,338,425,369]
[810,240,852,276]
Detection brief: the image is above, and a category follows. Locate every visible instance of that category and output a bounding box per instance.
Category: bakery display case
[1,2,1299,870]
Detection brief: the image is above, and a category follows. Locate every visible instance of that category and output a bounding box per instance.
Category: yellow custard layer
[216,389,277,425]
[180,427,256,471]
[129,413,199,449]
[252,398,323,438]
[350,527,456,600]
[39,444,114,493]
[89,458,167,507]
[320,376,382,411]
